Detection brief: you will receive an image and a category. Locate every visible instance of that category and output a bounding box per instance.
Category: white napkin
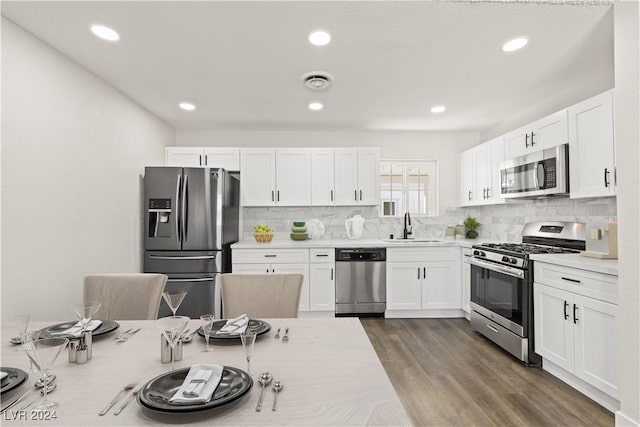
[216,314,249,335]
[51,320,102,337]
[169,364,224,404]
[0,371,8,381]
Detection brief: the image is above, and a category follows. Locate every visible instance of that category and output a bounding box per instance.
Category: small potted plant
[463,216,481,239]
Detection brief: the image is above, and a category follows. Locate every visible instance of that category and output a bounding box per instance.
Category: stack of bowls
[290,221,308,241]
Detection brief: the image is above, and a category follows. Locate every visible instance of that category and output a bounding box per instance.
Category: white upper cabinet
[166,147,240,169]
[240,148,311,206]
[504,110,568,159]
[459,137,505,207]
[333,148,380,206]
[275,149,312,206]
[568,90,616,199]
[240,149,277,206]
[311,148,335,205]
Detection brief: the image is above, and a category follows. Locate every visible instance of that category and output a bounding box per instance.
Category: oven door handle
[469,258,525,279]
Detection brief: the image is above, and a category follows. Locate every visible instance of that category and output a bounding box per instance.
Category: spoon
[274,328,281,339]
[271,381,284,411]
[255,372,273,412]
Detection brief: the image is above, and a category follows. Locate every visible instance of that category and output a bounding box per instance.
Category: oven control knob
[510,259,518,265]
[502,256,509,263]
[473,250,485,257]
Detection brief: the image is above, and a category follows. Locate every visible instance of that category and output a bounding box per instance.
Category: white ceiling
[1,1,614,133]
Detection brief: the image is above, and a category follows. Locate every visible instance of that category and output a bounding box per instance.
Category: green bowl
[291,226,307,233]
[290,233,308,241]
[292,221,306,227]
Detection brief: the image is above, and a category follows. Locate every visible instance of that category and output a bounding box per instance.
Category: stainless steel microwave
[500,144,569,199]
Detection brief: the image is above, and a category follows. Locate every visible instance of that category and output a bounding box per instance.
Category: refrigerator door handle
[148,255,216,260]
[175,174,182,243]
[167,277,215,283]
[182,174,188,242]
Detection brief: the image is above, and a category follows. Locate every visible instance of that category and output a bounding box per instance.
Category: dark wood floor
[360,318,614,427]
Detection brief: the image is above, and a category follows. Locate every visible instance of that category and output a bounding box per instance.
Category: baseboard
[385,309,465,319]
[543,359,620,413]
[616,411,640,427]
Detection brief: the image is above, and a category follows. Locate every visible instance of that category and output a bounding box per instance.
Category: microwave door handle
[535,162,546,189]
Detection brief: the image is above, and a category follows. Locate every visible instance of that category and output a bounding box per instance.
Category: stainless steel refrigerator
[143,167,239,318]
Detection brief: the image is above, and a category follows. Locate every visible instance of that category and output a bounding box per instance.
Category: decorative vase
[466,229,478,239]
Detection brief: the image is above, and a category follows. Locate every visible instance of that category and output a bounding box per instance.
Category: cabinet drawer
[387,247,458,262]
[310,248,335,263]
[233,248,309,264]
[534,262,617,304]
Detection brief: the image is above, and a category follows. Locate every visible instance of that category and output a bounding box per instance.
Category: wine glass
[14,314,31,340]
[200,314,215,352]
[240,331,257,375]
[162,291,187,316]
[156,316,189,371]
[22,338,69,410]
[72,302,102,333]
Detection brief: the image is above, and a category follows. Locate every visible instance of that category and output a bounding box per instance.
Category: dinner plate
[197,319,271,343]
[0,367,28,395]
[36,320,119,339]
[137,366,252,413]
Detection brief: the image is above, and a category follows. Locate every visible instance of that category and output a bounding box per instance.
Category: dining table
[0,317,410,426]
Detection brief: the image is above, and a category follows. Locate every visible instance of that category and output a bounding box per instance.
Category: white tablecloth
[1,318,410,426]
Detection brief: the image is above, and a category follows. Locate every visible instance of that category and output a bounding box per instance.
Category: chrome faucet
[403,212,413,239]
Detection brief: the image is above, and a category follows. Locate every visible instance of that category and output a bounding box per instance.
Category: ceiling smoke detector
[301,72,334,91]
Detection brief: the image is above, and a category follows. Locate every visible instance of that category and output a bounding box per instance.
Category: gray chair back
[83,273,167,320]
[220,273,303,318]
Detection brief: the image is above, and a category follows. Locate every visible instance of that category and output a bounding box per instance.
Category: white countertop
[529,253,619,276]
[232,237,485,250]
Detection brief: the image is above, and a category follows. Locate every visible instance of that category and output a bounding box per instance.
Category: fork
[274,328,281,339]
[114,384,142,415]
[99,382,137,415]
[282,327,289,342]
[113,329,132,340]
[115,328,141,343]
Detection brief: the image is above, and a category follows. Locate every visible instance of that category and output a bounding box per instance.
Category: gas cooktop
[475,242,580,257]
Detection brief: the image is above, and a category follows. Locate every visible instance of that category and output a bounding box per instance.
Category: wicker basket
[254,232,275,243]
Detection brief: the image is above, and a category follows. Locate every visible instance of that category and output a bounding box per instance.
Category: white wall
[1,19,175,321]
[176,129,479,210]
[613,2,640,426]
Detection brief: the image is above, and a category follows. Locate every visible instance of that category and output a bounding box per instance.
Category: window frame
[379,159,439,218]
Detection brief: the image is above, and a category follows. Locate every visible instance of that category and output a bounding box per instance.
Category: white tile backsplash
[242,197,617,242]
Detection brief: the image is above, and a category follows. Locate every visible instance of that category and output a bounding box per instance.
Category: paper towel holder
[581,222,618,259]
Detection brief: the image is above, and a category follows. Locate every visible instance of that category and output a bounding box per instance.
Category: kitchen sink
[382,238,445,243]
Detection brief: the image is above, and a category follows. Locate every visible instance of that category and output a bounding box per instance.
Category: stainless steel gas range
[469,222,586,366]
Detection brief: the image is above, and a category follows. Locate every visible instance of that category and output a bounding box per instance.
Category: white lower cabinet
[533,261,619,409]
[461,247,471,316]
[386,247,462,317]
[232,248,336,313]
[308,248,335,312]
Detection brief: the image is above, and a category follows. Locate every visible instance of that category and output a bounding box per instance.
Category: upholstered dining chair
[219,273,303,318]
[83,273,167,321]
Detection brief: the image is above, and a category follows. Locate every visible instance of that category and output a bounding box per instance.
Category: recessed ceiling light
[90,24,120,42]
[179,102,196,111]
[308,102,324,111]
[502,37,528,53]
[309,30,331,46]
[430,105,446,114]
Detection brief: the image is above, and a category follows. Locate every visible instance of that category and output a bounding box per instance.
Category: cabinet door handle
[573,304,578,324]
[277,191,280,202]
[564,301,569,320]
[525,133,529,148]
[604,168,610,187]
[264,254,277,258]
[486,188,490,199]
[271,268,275,273]
[561,276,581,284]
[354,190,358,201]
[418,268,421,279]
[316,254,329,257]
[204,155,208,166]
[360,190,363,201]
[199,154,203,166]
[530,131,536,146]
[330,190,334,201]
[266,268,269,273]
[468,190,472,201]
[423,267,426,278]
[271,191,275,202]
[331,268,334,281]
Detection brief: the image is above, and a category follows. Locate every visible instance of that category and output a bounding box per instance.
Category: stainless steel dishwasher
[335,248,386,316]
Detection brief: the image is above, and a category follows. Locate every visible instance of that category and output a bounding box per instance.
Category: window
[380,160,438,217]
